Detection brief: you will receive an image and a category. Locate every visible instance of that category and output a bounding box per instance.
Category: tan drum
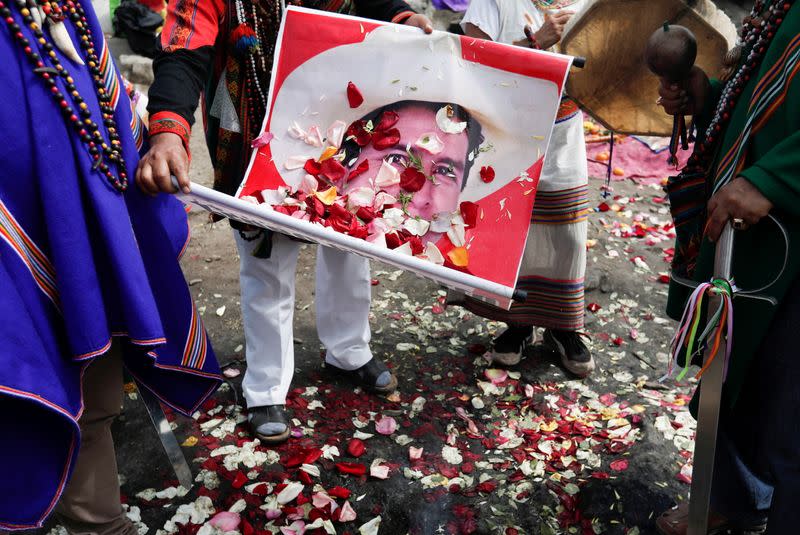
[560,0,737,136]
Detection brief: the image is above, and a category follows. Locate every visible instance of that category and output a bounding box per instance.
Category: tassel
[48,18,84,65]
[230,23,260,57]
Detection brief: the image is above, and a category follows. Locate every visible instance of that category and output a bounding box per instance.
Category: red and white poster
[184,7,572,308]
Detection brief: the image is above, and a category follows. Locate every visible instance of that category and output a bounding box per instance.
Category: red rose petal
[476,480,498,493]
[479,166,495,183]
[304,449,323,465]
[587,302,601,313]
[372,128,400,150]
[328,486,351,499]
[385,232,402,249]
[348,159,369,181]
[304,159,321,176]
[320,158,346,182]
[231,471,248,489]
[356,206,377,222]
[346,81,363,108]
[375,110,399,131]
[335,462,367,476]
[400,167,427,192]
[346,120,372,147]
[597,202,611,212]
[459,201,479,228]
[610,459,629,471]
[346,438,366,458]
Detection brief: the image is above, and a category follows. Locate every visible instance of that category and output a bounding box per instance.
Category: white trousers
[234,232,373,407]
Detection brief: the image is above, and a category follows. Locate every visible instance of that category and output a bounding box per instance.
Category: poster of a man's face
[339,101,483,243]
[238,7,572,302]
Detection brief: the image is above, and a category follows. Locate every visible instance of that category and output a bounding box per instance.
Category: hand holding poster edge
[182,7,575,309]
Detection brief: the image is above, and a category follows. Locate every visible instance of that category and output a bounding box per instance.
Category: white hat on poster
[260,14,567,202]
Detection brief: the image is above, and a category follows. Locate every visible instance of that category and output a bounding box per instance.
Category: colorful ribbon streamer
[663,278,734,382]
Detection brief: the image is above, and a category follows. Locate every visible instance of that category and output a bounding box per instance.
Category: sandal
[248,405,291,444]
[329,357,398,394]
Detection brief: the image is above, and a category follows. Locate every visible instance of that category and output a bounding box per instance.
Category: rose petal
[359,517,381,535]
[369,461,390,480]
[251,131,274,148]
[326,120,347,149]
[414,132,444,154]
[305,126,324,147]
[347,187,376,209]
[209,511,241,532]
[409,446,424,461]
[459,201,479,228]
[366,232,387,248]
[484,368,508,385]
[348,159,370,181]
[299,174,319,195]
[285,156,312,170]
[400,167,427,192]
[375,110,399,132]
[382,208,405,229]
[422,243,444,265]
[318,146,339,162]
[288,122,307,140]
[347,438,366,458]
[347,81,364,108]
[337,501,357,523]
[277,482,304,504]
[372,128,400,150]
[447,246,469,267]
[372,191,396,211]
[393,241,413,255]
[435,105,467,134]
[447,223,466,248]
[262,186,289,206]
[335,462,367,476]
[375,416,397,435]
[374,160,400,188]
[403,217,430,236]
[430,213,453,233]
[610,459,629,471]
[479,166,495,183]
[320,159,346,182]
[312,491,336,510]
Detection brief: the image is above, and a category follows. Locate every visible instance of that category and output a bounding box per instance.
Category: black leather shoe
[329,357,398,394]
[248,405,290,444]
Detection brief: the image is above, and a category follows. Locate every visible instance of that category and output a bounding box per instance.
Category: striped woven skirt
[462,101,589,331]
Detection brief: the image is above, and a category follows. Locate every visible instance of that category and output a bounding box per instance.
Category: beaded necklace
[687,0,794,175]
[1,0,128,191]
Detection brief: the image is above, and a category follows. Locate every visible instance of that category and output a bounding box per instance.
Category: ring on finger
[731,217,748,231]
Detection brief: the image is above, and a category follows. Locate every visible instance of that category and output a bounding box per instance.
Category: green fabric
[666,3,800,412]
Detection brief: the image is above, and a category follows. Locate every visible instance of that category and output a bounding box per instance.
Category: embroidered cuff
[391,10,415,24]
[149,111,192,154]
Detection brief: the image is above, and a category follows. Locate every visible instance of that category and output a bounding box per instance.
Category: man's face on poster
[345,103,470,223]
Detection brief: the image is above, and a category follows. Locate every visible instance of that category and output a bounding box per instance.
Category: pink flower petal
[338,501,357,523]
[484,369,508,385]
[409,446,423,461]
[375,416,397,435]
[251,131,274,148]
[209,511,241,532]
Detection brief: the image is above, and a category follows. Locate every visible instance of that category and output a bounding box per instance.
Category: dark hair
[341,100,484,190]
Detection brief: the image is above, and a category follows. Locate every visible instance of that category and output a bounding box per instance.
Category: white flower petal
[436,105,467,134]
[423,243,444,265]
[372,192,397,211]
[447,223,466,247]
[339,501,357,522]
[305,126,324,147]
[374,160,400,188]
[414,132,445,154]
[366,232,387,248]
[347,186,376,209]
[285,156,311,170]
[326,120,347,149]
[359,516,381,535]
[288,121,307,140]
[403,218,430,236]
[276,482,304,505]
[262,186,289,206]
[382,208,405,229]
[429,213,453,233]
[394,241,413,256]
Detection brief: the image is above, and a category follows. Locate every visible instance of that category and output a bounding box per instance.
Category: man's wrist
[149,111,192,155]
[392,10,415,24]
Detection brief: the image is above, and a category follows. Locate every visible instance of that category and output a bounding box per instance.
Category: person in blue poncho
[0,0,222,532]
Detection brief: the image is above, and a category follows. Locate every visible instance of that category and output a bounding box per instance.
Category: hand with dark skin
[657,66,772,242]
[136,14,434,196]
[463,9,574,49]
[136,132,190,195]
